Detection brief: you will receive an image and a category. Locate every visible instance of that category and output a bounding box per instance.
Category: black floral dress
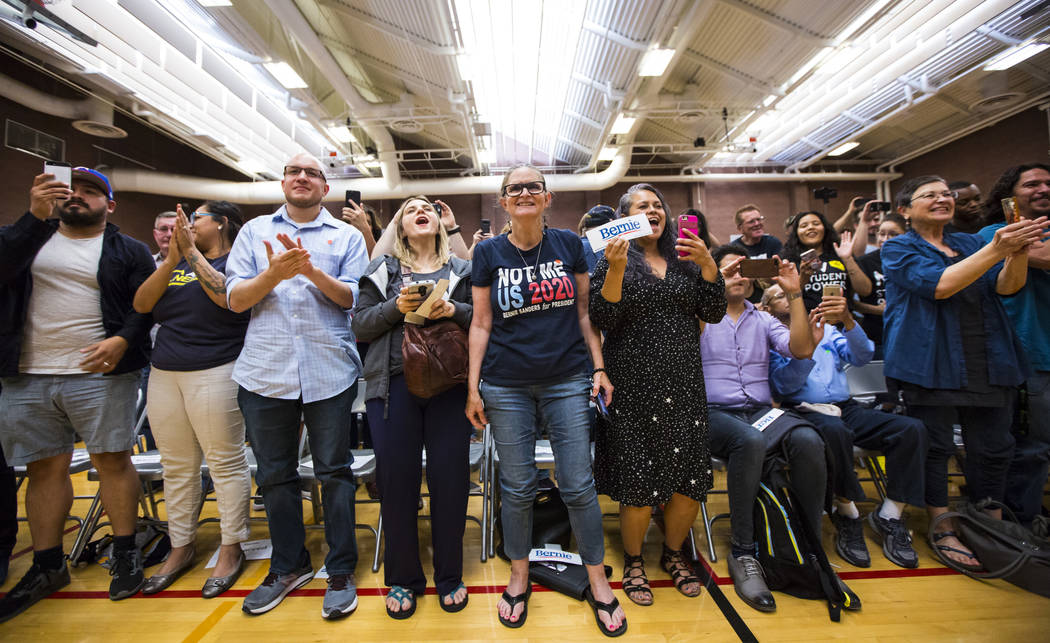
[589,257,727,506]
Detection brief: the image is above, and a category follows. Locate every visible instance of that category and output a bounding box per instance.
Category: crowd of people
[0,152,1047,636]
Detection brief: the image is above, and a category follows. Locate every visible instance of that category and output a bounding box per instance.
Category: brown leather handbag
[401,320,468,398]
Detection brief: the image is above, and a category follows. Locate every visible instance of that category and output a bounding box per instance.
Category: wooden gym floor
[1,461,1047,642]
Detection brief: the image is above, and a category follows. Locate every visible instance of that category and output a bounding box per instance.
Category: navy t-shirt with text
[471,229,591,386]
[151,254,251,371]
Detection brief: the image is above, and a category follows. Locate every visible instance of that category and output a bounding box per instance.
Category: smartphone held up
[677,214,698,258]
[44,161,72,196]
[739,257,780,278]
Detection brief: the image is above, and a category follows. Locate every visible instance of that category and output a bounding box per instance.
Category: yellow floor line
[181,600,234,643]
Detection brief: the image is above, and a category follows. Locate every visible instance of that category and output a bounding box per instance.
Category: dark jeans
[709,408,826,549]
[367,375,470,596]
[0,442,16,555]
[796,401,927,507]
[1005,373,1050,524]
[239,384,359,576]
[909,404,1014,508]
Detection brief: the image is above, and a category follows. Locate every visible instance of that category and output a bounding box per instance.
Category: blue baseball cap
[583,204,615,227]
[72,166,113,200]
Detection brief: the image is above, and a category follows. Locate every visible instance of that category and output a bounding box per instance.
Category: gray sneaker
[322,573,359,619]
[242,564,314,615]
[727,554,776,612]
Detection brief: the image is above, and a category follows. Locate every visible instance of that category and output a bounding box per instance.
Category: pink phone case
[678,215,698,257]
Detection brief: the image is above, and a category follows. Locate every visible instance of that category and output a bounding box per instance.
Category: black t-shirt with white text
[800,251,852,312]
[471,229,591,386]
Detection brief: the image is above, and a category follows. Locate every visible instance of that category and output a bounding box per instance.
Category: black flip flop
[497,586,531,628]
[439,582,469,613]
[931,531,983,572]
[385,585,416,620]
[584,588,628,638]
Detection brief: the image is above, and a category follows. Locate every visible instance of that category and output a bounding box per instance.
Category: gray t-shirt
[388,264,452,377]
[20,231,106,373]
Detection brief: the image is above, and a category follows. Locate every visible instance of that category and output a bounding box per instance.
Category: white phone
[44,161,72,188]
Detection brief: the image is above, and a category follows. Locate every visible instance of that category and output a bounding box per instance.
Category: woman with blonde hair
[352,196,473,619]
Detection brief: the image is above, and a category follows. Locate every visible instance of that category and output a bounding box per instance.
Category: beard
[57,199,107,227]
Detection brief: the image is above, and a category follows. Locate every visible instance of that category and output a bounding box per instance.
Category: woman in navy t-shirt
[132,201,251,598]
[466,164,625,636]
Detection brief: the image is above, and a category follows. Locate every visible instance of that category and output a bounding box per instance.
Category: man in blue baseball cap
[0,164,154,621]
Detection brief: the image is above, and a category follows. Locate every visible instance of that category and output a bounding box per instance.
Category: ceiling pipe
[109,147,632,204]
[108,155,898,204]
[263,0,400,190]
[1,71,115,126]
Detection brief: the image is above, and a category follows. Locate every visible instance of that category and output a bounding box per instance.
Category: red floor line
[41,567,957,600]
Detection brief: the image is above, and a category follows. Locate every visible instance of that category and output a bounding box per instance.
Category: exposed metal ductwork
[107,147,898,203]
[1,71,127,138]
[262,0,401,189]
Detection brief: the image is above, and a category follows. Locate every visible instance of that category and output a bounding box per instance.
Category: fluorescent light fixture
[827,141,860,157]
[638,48,675,77]
[198,0,233,6]
[455,0,586,164]
[762,94,778,107]
[477,149,495,164]
[784,47,833,88]
[610,114,636,134]
[326,126,356,144]
[264,62,308,89]
[597,146,617,161]
[983,42,1050,71]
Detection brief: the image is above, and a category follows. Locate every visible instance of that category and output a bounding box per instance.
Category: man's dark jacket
[0,211,154,377]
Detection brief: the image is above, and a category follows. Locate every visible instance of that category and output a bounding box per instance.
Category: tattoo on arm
[187,252,227,295]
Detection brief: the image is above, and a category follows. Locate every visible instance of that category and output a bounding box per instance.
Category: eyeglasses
[283,165,326,181]
[502,181,546,197]
[911,190,957,202]
[188,211,215,223]
[742,216,766,225]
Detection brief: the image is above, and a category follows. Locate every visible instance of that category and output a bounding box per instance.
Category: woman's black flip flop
[497,586,532,628]
[584,588,628,638]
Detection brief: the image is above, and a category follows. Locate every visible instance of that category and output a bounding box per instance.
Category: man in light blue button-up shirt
[226,153,368,619]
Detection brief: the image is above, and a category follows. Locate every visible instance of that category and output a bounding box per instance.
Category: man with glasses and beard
[225,153,369,620]
[0,167,154,621]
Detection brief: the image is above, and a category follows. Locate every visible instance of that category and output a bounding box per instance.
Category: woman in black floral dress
[590,183,726,606]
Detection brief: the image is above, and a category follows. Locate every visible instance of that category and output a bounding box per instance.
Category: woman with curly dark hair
[783,210,870,311]
[590,184,726,606]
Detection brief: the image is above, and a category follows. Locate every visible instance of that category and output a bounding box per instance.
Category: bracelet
[592,368,606,376]
[446,225,461,235]
[787,291,802,301]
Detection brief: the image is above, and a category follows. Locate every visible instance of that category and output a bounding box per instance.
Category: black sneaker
[109,547,145,600]
[0,562,71,623]
[867,511,919,568]
[831,512,871,568]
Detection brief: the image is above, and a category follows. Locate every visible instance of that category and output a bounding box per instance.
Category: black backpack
[753,471,855,621]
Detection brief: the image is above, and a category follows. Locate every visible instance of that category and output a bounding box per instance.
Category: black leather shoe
[831,512,871,568]
[728,554,775,612]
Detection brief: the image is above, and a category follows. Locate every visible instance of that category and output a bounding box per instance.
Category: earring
[218,225,223,229]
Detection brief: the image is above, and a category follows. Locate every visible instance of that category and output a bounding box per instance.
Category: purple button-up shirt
[700,300,792,409]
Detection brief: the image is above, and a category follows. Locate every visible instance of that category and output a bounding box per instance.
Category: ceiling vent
[72,119,127,138]
[390,119,425,133]
[970,92,1025,113]
[674,111,705,124]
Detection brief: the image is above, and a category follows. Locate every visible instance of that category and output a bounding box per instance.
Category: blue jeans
[481,374,605,565]
[239,384,358,576]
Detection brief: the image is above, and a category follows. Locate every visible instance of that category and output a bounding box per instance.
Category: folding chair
[698,456,730,562]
